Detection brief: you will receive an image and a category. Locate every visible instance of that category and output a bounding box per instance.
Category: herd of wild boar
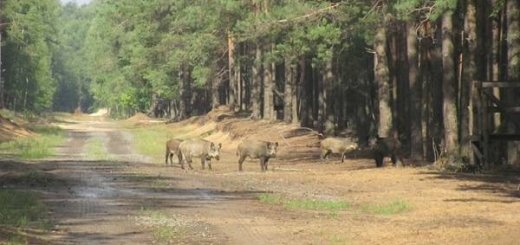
[165,135,404,172]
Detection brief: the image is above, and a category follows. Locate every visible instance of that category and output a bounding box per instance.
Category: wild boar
[236,140,279,171]
[178,139,221,170]
[165,139,183,166]
[368,136,404,167]
[320,137,358,163]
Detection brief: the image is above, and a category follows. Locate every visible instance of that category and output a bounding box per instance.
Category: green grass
[136,210,184,244]
[258,193,350,212]
[0,125,65,160]
[361,199,412,215]
[0,190,51,229]
[259,194,411,217]
[85,137,110,160]
[127,124,191,163]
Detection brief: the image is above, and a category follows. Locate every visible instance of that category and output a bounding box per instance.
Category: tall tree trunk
[211,77,220,109]
[263,44,274,120]
[407,22,423,160]
[489,0,502,130]
[0,31,3,109]
[320,57,333,133]
[291,61,299,124]
[506,0,520,165]
[442,11,459,157]
[284,58,294,123]
[374,25,392,137]
[463,0,478,161]
[227,31,237,111]
[178,69,189,119]
[251,43,262,119]
[299,57,308,126]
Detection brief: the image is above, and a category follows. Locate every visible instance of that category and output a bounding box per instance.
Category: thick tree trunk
[227,32,237,111]
[462,0,478,161]
[263,44,274,120]
[442,11,459,157]
[374,25,392,138]
[251,43,262,119]
[506,0,520,165]
[407,22,423,160]
[284,58,294,123]
[320,58,333,132]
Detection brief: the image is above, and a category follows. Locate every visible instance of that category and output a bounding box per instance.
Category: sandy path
[44,120,286,245]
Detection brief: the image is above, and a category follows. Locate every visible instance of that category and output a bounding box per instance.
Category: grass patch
[0,125,65,159]
[361,199,412,215]
[258,193,350,212]
[128,124,191,163]
[0,190,52,242]
[135,210,185,244]
[85,137,110,160]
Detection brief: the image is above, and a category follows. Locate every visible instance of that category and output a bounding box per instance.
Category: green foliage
[0,190,51,228]
[2,0,61,112]
[361,199,412,215]
[258,193,350,212]
[0,125,64,159]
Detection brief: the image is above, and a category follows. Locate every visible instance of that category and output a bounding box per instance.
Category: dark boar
[165,139,183,166]
[320,137,358,163]
[369,136,404,167]
[178,139,222,170]
[236,140,278,171]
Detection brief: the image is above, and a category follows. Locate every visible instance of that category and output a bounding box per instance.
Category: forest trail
[42,119,288,245]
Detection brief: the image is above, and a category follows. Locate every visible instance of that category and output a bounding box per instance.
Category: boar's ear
[274,142,279,147]
[210,142,215,148]
[218,143,222,149]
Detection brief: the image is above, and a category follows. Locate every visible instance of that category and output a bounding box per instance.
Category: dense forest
[0,0,519,165]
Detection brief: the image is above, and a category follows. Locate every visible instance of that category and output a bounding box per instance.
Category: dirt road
[39,120,293,245]
[3,119,519,244]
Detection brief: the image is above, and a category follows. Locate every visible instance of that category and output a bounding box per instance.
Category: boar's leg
[263,158,270,171]
[374,152,384,167]
[341,152,347,163]
[201,158,206,170]
[165,147,170,165]
[321,149,331,161]
[185,156,194,169]
[259,157,266,171]
[238,154,247,171]
[208,160,212,170]
[177,153,184,169]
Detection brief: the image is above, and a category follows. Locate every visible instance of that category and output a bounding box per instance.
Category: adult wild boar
[368,136,404,167]
[165,139,183,166]
[178,139,222,170]
[236,140,278,171]
[320,137,358,163]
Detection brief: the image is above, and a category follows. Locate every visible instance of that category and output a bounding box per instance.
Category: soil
[0,116,519,244]
[0,115,33,142]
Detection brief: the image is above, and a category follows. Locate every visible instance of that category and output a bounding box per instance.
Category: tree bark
[489,0,502,130]
[0,31,3,109]
[251,43,262,119]
[227,31,237,111]
[462,0,478,160]
[442,11,459,156]
[284,58,294,123]
[506,0,520,165]
[263,44,274,120]
[374,25,392,138]
[407,22,423,160]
